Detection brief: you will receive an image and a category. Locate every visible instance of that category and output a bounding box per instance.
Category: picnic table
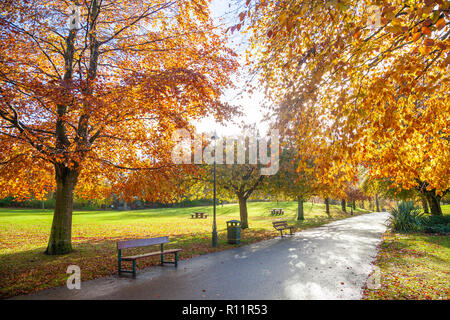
[271,208,284,215]
[191,212,208,219]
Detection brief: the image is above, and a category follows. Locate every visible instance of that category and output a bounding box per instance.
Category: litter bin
[226,220,241,244]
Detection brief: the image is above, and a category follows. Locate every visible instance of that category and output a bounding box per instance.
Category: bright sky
[193,0,269,138]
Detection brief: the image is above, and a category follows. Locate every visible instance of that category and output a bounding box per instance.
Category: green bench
[117,236,181,277]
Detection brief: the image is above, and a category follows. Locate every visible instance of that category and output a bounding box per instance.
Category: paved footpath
[14,212,390,300]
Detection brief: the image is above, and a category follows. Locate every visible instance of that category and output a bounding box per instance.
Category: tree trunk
[341,199,346,213]
[297,197,304,221]
[375,194,380,212]
[352,200,356,210]
[238,195,249,229]
[425,192,442,216]
[46,164,79,255]
[324,198,330,217]
[421,196,429,214]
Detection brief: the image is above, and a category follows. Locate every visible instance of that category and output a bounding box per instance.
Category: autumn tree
[314,182,342,217]
[213,163,264,229]
[245,0,449,215]
[190,127,280,229]
[363,177,431,213]
[344,184,367,211]
[263,147,317,220]
[0,0,238,254]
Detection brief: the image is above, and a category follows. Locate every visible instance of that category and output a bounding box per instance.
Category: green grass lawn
[364,204,450,300]
[0,200,368,298]
[443,204,450,215]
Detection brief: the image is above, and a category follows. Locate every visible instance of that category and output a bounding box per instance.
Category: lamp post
[211,131,218,248]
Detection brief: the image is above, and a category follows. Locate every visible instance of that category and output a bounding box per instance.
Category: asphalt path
[13,212,390,300]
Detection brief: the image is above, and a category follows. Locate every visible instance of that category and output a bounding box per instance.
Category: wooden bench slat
[117,236,169,250]
[117,236,181,276]
[272,221,294,237]
[122,248,182,261]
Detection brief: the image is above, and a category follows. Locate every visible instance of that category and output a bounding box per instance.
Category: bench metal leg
[158,252,179,267]
[118,250,122,275]
[118,250,136,277]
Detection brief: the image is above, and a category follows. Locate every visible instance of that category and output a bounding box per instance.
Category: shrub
[389,201,424,232]
[419,215,450,234]
[389,201,450,234]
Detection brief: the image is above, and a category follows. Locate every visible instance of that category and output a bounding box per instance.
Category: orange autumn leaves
[246,0,449,194]
[0,0,239,202]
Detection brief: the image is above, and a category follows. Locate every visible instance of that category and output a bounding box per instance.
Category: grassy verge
[364,205,450,300]
[0,200,369,299]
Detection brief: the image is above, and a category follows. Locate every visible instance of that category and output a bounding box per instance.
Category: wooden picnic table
[271,208,284,215]
[191,212,208,219]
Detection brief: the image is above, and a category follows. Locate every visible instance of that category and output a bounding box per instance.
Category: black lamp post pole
[212,135,218,248]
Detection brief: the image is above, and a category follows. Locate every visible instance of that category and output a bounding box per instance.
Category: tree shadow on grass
[0,226,278,299]
[420,234,450,249]
[382,233,450,265]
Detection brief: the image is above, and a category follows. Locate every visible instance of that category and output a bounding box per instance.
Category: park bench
[272,220,294,237]
[191,212,208,219]
[117,236,181,277]
[271,208,284,215]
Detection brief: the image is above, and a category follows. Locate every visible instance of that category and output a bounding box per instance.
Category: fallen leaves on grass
[364,232,450,300]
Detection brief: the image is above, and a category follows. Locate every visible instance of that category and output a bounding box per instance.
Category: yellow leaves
[247,0,450,193]
[390,17,403,27]
[278,12,288,26]
[387,25,404,34]
[419,45,431,55]
[412,32,422,42]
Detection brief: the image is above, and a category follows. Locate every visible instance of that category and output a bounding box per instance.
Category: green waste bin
[226,220,241,244]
